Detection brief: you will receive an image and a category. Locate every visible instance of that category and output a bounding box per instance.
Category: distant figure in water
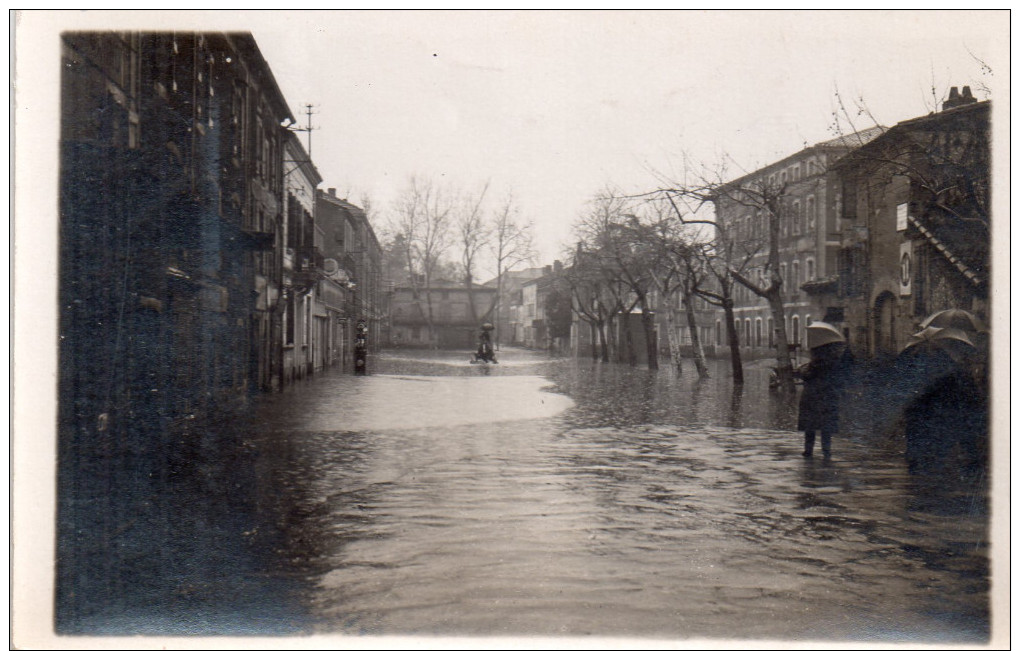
[798,338,852,459]
[474,323,497,364]
[354,319,369,375]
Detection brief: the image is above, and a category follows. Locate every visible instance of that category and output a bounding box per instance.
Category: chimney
[942,86,978,111]
[328,188,337,197]
[553,259,563,273]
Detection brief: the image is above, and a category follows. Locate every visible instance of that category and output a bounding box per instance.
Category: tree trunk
[494,271,503,350]
[640,304,659,370]
[723,298,743,385]
[597,320,610,362]
[464,271,478,324]
[424,284,436,348]
[682,290,709,378]
[767,290,795,391]
[661,293,684,375]
[620,313,636,366]
[589,321,598,360]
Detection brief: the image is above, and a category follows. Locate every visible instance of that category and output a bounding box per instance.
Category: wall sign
[899,240,913,296]
[896,203,908,231]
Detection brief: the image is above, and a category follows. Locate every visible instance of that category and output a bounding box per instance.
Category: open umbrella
[918,309,987,333]
[930,327,978,363]
[806,322,845,349]
[481,322,495,331]
[931,327,976,348]
[902,325,944,352]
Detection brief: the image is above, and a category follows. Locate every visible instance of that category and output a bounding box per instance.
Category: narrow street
[238,348,989,641]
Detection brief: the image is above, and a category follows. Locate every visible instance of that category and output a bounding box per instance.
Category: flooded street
[247,348,989,642]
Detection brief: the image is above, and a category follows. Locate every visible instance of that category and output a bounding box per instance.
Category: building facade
[390,281,497,348]
[316,190,386,356]
[711,128,884,360]
[482,266,545,347]
[833,93,990,358]
[57,30,296,626]
[281,131,323,383]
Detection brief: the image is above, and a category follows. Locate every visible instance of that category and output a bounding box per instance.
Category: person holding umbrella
[901,327,987,475]
[474,322,497,364]
[798,322,853,459]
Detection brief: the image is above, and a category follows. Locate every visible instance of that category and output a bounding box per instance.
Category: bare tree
[691,231,748,385]
[831,86,989,234]
[647,158,796,389]
[633,198,713,378]
[697,176,796,389]
[574,192,660,369]
[456,181,491,323]
[565,242,621,362]
[488,193,536,349]
[390,175,455,347]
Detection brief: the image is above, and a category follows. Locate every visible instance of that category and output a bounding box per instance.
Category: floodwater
[240,348,989,642]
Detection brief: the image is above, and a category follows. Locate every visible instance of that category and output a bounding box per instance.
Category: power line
[288,103,319,158]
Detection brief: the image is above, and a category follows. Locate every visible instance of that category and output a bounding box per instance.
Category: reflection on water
[244,350,988,641]
[56,349,988,640]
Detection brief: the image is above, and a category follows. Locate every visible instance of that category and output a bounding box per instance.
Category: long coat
[798,346,851,433]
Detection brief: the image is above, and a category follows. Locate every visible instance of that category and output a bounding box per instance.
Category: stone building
[832,92,990,358]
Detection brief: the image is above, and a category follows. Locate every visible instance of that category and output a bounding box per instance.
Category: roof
[832,100,990,171]
[225,33,295,124]
[393,281,496,292]
[482,267,546,288]
[811,126,886,150]
[717,126,887,192]
[831,102,990,288]
[909,214,987,288]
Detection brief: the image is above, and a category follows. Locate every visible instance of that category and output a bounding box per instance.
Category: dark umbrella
[902,325,944,352]
[918,308,988,333]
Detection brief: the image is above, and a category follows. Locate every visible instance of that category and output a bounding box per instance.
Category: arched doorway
[874,291,898,356]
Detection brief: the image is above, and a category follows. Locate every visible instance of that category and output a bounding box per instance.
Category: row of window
[769,158,821,187]
[711,314,815,349]
[730,258,817,305]
[731,195,819,241]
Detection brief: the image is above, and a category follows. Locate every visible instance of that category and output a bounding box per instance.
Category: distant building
[282,131,324,383]
[316,190,385,355]
[389,281,497,348]
[711,127,885,359]
[483,266,545,346]
[519,262,570,352]
[832,92,990,357]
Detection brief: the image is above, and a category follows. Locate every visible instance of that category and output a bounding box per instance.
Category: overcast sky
[22,10,1009,276]
[251,10,1005,272]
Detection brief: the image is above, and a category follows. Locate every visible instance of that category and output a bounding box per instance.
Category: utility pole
[289,103,318,158]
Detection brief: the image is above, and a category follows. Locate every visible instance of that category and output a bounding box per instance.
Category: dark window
[285,296,295,345]
[841,178,857,220]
